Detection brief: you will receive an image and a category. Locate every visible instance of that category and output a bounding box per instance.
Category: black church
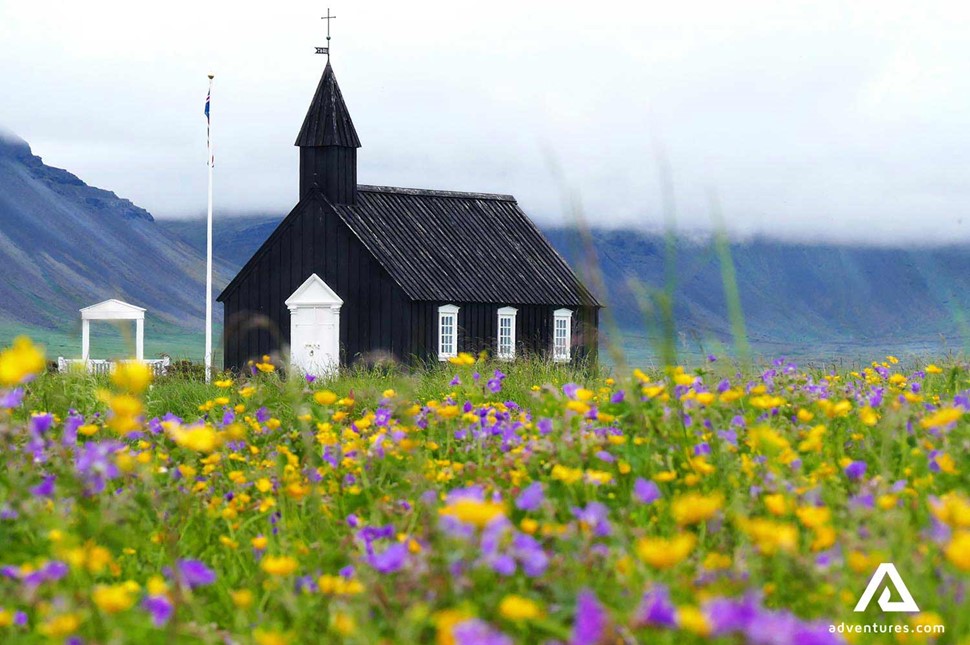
[218,61,600,374]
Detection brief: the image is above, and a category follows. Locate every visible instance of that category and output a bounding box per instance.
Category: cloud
[1,0,968,245]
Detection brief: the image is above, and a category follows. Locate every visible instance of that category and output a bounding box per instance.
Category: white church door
[285,274,343,378]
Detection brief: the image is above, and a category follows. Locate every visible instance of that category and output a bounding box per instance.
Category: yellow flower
[929,493,970,528]
[314,390,338,405]
[231,589,254,608]
[111,361,153,393]
[551,464,584,484]
[92,582,137,613]
[434,608,473,645]
[255,360,276,373]
[749,394,787,410]
[671,492,723,525]
[448,352,476,366]
[945,531,970,571]
[796,408,815,422]
[331,612,356,635]
[858,406,879,426]
[252,535,269,550]
[498,594,543,621]
[39,613,81,638]
[107,394,143,434]
[737,518,798,555]
[439,499,505,528]
[925,364,943,374]
[255,629,294,645]
[169,423,222,453]
[261,555,299,576]
[763,494,789,516]
[635,533,696,569]
[921,407,962,429]
[796,506,831,529]
[677,606,711,636]
[0,336,45,386]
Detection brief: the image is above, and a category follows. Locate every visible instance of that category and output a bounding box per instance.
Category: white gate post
[82,319,90,361]
[135,317,145,360]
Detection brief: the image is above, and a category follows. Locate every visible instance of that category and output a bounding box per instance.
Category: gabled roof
[218,187,600,308]
[336,186,599,306]
[285,273,343,308]
[295,61,361,148]
[80,299,146,320]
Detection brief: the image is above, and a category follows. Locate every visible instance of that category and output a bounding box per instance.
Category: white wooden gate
[285,274,343,378]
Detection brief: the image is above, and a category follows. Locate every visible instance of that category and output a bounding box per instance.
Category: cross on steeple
[315,8,336,57]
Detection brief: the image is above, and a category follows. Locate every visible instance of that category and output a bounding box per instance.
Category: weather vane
[316,8,335,57]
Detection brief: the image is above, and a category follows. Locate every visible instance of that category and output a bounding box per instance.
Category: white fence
[57,357,171,377]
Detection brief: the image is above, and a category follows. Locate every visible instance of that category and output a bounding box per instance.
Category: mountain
[162,213,970,358]
[0,132,229,332]
[5,128,968,362]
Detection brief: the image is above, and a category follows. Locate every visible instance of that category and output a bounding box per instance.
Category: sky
[1,0,969,245]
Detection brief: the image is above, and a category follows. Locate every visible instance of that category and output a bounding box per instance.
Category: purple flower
[143,595,174,626]
[511,533,549,577]
[633,478,661,504]
[636,585,677,628]
[704,596,759,635]
[537,418,553,435]
[29,413,54,435]
[515,482,544,511]
[75,441,123,494]
[708,354,717,362]
[367,542,408,574]
[305,374,316,384]
[176,559,216,588]
[844,461,867,481]
[0,388,24,408]
[610,390,625,403]
[571,589,608,645]
[572,502,611,537]
[451,619,513,645]
[30,475,56,498]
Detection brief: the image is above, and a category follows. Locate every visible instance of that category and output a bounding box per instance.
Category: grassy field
[0,320,216,365]
[0,336,968,643]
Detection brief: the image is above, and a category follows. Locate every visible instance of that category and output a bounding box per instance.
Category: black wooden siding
[411,302,599,364]
[300,147,357,204]
[220,196,413,371]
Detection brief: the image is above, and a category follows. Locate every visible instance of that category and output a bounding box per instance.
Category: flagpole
[205,73,214,383]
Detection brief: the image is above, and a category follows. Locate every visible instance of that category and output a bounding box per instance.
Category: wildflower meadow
[0,336,968,644]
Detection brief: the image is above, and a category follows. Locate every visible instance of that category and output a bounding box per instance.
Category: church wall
[220,199,412,371]
[408,301,599,366]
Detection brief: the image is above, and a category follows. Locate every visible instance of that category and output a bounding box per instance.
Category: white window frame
[553,308,573,362]
[438,304,460,360]
[497,306,518,360]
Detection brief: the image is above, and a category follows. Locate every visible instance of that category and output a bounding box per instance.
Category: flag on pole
[204,75,214,383]
[204,88,213,166]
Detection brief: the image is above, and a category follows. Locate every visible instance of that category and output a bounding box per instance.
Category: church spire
[296,61,361,203]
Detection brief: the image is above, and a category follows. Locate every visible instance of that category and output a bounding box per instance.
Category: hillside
[162,214,970,359]
[0,133,229,333]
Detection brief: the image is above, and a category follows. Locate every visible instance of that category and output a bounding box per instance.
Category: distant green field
[0,320,220,364]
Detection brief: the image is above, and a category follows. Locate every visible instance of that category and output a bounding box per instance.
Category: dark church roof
[218,186,599,307]
[294,61,361,148]
[337,186,599,306]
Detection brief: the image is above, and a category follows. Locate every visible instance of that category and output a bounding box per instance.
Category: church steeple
[296,61,361,204]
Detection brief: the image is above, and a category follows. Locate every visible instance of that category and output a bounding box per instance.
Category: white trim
[285,273,344,309]
[497,306,517,359]
[438,304,459,360]
[553,308,573,362]
[80,299,146,321]
[79,299,146,361]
